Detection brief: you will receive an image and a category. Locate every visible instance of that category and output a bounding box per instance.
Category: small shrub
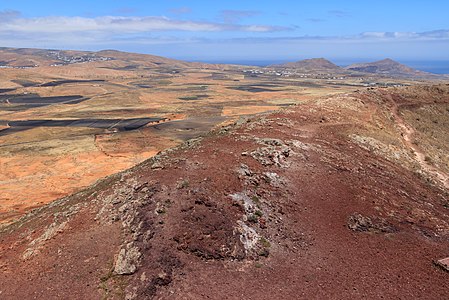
[259,237,271,248]
[251,195,260,203]
[247,214,259,223]
[251,195,261,208]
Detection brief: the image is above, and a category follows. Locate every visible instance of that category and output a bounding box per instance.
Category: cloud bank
[0,13,286,34]
[0,11,448,61]
[359,30,449,40]
[1,11,447,44]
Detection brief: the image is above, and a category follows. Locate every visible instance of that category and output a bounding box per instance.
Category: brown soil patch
[222,105,280,116]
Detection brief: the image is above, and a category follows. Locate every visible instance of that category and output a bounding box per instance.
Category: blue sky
[1,0,449,63]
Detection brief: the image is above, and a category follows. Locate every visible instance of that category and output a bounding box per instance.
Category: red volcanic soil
[1,85,449,299]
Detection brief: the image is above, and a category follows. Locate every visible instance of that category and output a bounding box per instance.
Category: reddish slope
[1,85,449,299]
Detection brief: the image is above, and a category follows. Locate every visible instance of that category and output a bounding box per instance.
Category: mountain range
[269,57,440,78]
[0,48,444,79]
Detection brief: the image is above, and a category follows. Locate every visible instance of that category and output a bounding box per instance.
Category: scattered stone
[237,221,260,253]
[230,193,257,215]
[22,220,68,260]
[155,202,167,215]
[114,242,142,275]
[258,248,270,257]
[348,213,373,232]
[434,257,449,272]
[150,162,164,169]
[236,164,263,186]
[176,179,190,189]
[288,140,312,151]
[250,140,292,167]
[256,138,284,146]
[348,213,396,233]
[237,164,253,177]
[184,137,202,148]
[263,172,284,187]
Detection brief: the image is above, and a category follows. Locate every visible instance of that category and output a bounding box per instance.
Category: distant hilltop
[269,57,442,79]
[345,58,430,77]
[0,47,220,70]
[269,58,343,72]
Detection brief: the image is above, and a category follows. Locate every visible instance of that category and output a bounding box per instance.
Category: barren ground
[1,84,448,299]
[1,55,377,223]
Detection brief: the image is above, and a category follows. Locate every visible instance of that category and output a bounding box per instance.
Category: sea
[197,59,449,74]
[400,61,449,74]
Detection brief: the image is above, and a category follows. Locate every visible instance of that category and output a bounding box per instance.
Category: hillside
[0,47,210,69]
[1,84,448,299]
[3,47,402,225]
[269,58,344,72]
[345,58,430,77]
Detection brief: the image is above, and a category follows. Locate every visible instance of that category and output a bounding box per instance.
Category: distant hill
[95,49,209,69]
[345,58,431,77]
[0,47,218,69]
[269,58,344,72]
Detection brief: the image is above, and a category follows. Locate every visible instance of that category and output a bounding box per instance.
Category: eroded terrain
[2,49,420,223]
[0,84,448,299]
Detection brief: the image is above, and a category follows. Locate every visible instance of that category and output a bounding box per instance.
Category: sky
[1,0,449,63]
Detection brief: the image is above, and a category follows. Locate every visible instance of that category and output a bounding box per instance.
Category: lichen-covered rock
[348,213,397,233]
[114,243,142,275]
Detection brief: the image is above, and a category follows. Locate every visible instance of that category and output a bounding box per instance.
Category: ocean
[400,61,449,74]
[197,59,449,74]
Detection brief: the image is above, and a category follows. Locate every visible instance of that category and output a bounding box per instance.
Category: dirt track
[1,85,449,299]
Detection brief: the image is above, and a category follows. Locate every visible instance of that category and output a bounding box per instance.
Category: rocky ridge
[1,84,449,299]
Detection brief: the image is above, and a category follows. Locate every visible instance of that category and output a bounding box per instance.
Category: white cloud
[0,9,21,20]
[0,15,287,34]
[224,30,449,43]
[0,13,290,49]
[0,11,448,54]
[359,30,449,40]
